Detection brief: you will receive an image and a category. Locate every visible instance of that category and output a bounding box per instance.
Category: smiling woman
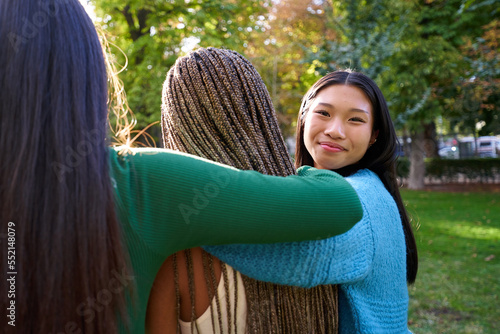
[303,85,378,171]
[206,70,419,333]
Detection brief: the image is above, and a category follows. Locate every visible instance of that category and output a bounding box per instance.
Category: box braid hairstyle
[160,47,339,333]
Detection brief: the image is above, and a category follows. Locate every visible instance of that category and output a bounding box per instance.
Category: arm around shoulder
[109,147,362,256]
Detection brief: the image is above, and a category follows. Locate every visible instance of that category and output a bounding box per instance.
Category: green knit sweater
[109,147,362,333]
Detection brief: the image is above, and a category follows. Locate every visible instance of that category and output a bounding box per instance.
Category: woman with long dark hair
[205,70,418,333]
[0,1,363,332]
[295,71,418,285]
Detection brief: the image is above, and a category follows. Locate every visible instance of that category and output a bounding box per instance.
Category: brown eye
[315,110,330,117]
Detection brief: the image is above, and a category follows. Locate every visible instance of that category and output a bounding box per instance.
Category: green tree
[246,0,410,138]
[385,0,498,188]
[244,0,335,137]
[446,19,500,138]
[309,0,409,79]
[299,0,497,189]
[93,0,270,143]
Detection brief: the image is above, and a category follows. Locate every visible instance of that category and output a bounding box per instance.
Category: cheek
[303,121,314,148]
[357,132,373,154]
[356,126,374,144]
[303,114,317,139]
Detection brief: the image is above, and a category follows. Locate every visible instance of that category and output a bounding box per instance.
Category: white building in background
[458,136,500,158]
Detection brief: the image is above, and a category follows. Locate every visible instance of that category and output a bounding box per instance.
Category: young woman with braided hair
[147,47,344,333]
[0,1,365,332]
[204,70,419,333]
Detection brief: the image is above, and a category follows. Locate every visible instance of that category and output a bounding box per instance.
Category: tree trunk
[408,129,426,189]
[402,127,411,157]
[423,121,439,158]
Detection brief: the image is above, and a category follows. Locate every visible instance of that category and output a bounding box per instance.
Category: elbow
[340,199,363,235]
[354,201,363,223]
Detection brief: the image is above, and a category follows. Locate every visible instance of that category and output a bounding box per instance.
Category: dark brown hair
[0,0,128,332]
[295,70,418,284]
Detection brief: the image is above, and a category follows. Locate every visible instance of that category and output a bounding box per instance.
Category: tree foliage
[309,0,408,79]
[243,0,336,136]
[92,0,499,160]
[445,19,500,136]
[93,0,270,142]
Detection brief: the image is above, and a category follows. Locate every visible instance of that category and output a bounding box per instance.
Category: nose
[324,118,345,139]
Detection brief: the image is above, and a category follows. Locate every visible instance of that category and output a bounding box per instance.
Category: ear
[370,130,379,145]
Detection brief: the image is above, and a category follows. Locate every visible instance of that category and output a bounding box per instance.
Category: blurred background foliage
[89,3,500,331]
[92,0,499,187]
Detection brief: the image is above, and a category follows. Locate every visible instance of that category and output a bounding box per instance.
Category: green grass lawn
[402,189,500,334]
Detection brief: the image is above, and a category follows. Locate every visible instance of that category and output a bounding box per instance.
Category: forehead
[313,85,372,110]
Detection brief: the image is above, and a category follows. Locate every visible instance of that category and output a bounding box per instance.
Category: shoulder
[346,169,398,214]
[108,146,162,170]
[345,169,385,195]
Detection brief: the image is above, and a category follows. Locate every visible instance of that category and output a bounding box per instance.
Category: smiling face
[303,84,378,171]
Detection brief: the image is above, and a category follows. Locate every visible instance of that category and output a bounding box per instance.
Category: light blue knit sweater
[205,169,411,333]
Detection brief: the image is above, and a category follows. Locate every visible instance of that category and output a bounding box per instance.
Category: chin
[316,161,348,171]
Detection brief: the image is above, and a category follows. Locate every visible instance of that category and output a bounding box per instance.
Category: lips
[320,142,346,153]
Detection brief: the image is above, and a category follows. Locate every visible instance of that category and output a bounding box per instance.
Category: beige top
[179,265,247,334]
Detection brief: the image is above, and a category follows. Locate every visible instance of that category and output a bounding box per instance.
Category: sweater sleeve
[204,169,377,288]
[109,147,362,257]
